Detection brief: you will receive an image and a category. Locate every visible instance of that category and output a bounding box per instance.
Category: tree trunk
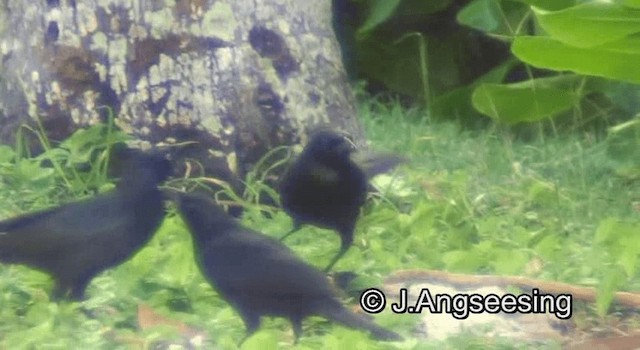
[0,0,363,187]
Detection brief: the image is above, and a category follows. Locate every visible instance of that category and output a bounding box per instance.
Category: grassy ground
[0,99,638,349]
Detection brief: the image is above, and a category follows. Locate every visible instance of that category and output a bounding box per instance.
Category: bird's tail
[351,152,407,180]
[0,212,50,262]
[320,302,403,341]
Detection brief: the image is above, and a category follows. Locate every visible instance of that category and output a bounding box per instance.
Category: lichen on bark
[0,0,362,188]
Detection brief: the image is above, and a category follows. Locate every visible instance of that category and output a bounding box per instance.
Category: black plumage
[175,191,402,344]
[278,130,404,271]
[0,147,172,300]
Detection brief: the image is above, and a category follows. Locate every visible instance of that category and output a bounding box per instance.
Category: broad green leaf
[619,244,638,277]
[595,217,618,243]
[512,36,640,84]
[457,0,502,32]
[37,148,70,166]
[59,123,130,159]
[492,248,529,274]
[595,218,640,277]
[599,34,640,55]
[61,127,105,163]
[471,76,580,123]
[432,59,517,119]
[534,235,561,260]
[596,267,626,316]
[622,0,640,9]
[0,144,15,163]
[443,250,484,272]
[513,0,575,11]
[534,2,640,48]
[357,0,402,37]
[526,178,558,206]
[396,0,452,16]
[16,159,55,183]
[477,60,519,84]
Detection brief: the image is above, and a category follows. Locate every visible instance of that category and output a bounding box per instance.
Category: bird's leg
[80,307,99,320]
[323,248,346,273]
[69,275,93,301]
[324,232,353,272]
[290,316,303,344]
[51,282,97,318]
[330,271,359,292]
[279,221,302,242]
[50,282,69,301]
[67,277,99,318]
[237,313,261,347]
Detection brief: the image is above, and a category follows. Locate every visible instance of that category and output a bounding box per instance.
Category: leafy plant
[0,114,129,214]
[336,0,640,129]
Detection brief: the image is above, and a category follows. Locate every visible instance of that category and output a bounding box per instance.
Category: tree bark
[0,0,363,186]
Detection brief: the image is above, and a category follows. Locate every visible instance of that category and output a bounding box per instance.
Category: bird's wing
[201,229,336,299]
[283,157,341,191]
[0,192,134,262]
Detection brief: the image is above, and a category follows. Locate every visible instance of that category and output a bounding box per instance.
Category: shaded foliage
[333,0,640,130]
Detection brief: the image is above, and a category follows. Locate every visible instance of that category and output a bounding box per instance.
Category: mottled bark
[0,0,363,187]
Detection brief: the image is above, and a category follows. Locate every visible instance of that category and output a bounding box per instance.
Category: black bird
[0,146,173,300]
[278,130,404,271]
[175,191,402,345]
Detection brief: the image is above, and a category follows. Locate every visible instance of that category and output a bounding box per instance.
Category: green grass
[0,99,638,349]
